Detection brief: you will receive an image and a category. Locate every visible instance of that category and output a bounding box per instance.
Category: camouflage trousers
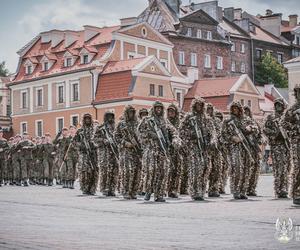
[291,140,300,199]
[271,143,290,197]
[119,150,141,197]
[0,158,6,184]
[208,150,222,194]
[167,150,181,196]
[219,160,229,193]
[143,149,167,199]
[98,150,118,194]
[12,157,21,183]
[78,154,98,195]
[42,158,54,181]
[247,153,261,195]
[228,144,249,196]
[140,148,150,193]
[188,149,211,199]
[60,158,77,181]
[179,153,189,195]
[20,158,32,180]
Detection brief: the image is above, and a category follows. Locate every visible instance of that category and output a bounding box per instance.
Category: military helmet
[153,101,164,108]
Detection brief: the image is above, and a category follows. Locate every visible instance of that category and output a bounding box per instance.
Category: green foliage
[255,52,288,88]
[0,61,9,77]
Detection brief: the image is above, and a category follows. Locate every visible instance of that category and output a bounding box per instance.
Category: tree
[0,61,9,77]
[255,52,288,88]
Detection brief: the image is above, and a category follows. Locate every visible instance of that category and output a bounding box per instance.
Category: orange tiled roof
[102,57,146,74]
[13,25,120,84]
[185,76,240,99]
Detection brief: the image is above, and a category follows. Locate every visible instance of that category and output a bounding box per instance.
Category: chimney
[289,14,298,27]
[266,9,273,16]
[164,0,181,16]
[187,67,199,84]
[120,17,138,28]
[224,7,234,21]
[234,8,242,20]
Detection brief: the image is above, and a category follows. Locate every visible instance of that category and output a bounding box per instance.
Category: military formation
[1,86,300,206]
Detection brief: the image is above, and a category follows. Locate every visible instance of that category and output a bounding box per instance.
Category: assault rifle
[273,118,290,151]
[79,131,96,170]
[120,126,142,156]
[59,138,74,172]
[228,120,255,163]
[101,126,119,162]
[190,116,208,165]
[293,108,300,133]
[149,118,171,161]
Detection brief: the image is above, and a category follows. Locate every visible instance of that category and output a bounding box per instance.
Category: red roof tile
[185,76,240,99]
[102,58,146,74]
[94,71,133,103]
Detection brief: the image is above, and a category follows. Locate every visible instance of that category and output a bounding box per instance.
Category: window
[207,31,212,40]
[158,85,163,97]
[248,100,252,108]
[65,57,73,67]
[160,59,168,69]
[179,51,185,65]
[231,42,236,52]
[217,56,223,70]
[82,54,89,64]
[191,53,197,67]
[56,118,64,133]
[231,61,236,72]
[241,99,244,106]
[71,83,79,102]
[149,84,155,96]
[21,122,27,135]
[277,53,283,64]
[256,49,262,59]
[36,120,43,137]
[187,28,192,37]
[176,91,183,108]
[57,84,64,103]
[21,90,28,109]
[204,54,211,68]
[241,43,245,53]
[296,36,300,45]
[141,27,147,37]
[71,115,79,127]
[26,65,32,75]
[241,62,246,73]
[36,88,43,106]
[197,29,202,39]
[6,105,11,116]
[43,62,49,71]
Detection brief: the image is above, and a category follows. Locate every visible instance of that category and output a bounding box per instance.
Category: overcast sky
[1,0,299,73]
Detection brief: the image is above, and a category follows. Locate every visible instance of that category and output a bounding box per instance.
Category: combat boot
[62,180,67,188]
[208,191,220,198]
[233,192,241,199]
[247,191,257,196]
[193,196,204,201]
[155,197,166,202]
[293,198,300,205]
[23,179,29,187]
[240,193,248,200]
[278,191,288,198]
[168,192,179,198]
[48,179,53,186]
[107,191,116,197]
[144,193,151,201]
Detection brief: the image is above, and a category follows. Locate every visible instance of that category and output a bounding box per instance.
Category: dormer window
[65,57,73,67]
[43,62,49,71]
[83,54,89,64]
[207,31,212,40]
[187,28,192,37]
[26,65,32,75]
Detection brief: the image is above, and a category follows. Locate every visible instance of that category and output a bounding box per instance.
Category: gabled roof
[219,17,250,39]
[179,8,219,25]
[284,55,300,64]
[101,57,146,74]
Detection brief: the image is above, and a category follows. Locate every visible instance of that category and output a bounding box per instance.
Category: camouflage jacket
[0,138,9,159]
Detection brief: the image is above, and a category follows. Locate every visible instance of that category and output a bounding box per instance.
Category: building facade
[0,76,12,138]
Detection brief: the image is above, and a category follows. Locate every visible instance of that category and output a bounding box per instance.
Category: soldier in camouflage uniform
[74,113,98,195]
[264,98,290,198]
[94,111,119,196]
[42,133,56,186]
[243,105,263,196]
[0,129,9,186]
[33,137,44,185]
[179,98,216,201]
[222,101,253,199]
[139,101,179,202]
[215,111,228,194]
[206,103,223,197]
[138,108,149,120]
[115,106,141,199]
[11,135,22,185]
[6,137,14,185]
[283,85,300,205]
[19,133,35,186]
[55,128,71,188]
[166,103,182,198]
[66,125,78,189]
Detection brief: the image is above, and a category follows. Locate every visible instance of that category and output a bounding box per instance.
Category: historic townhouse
[0,76,12,138]
[9,21,189,136]
[284,56,300,105]
[138,0,232,79]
